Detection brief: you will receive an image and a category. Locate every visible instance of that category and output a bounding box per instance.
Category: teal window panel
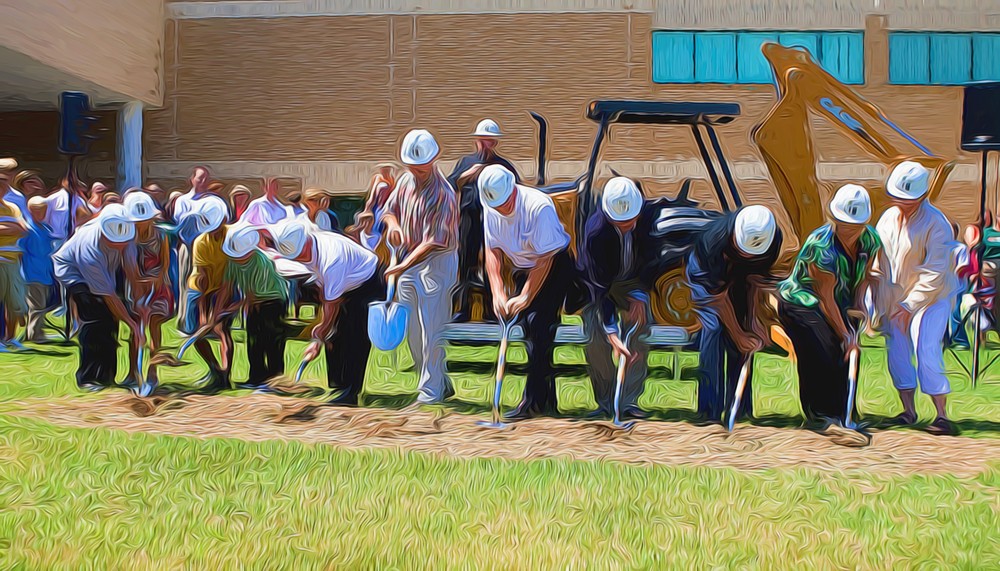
[889,32,930,84]
[930,33,972,84]
[973,33,1000,81]
[737,32,779,83]
[695,32,737,82]
[820,32,865,84]
[779,32,819,57]
[652,31,695,83]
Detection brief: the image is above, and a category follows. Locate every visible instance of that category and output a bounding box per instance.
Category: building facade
[1,0,999,226]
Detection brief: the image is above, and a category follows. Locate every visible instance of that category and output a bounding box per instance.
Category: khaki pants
[396,251,458,404]
[25,283,52,342]
[583,303,650,414]
[0,260,27,319]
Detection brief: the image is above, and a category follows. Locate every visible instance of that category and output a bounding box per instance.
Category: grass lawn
[0,321,998,568]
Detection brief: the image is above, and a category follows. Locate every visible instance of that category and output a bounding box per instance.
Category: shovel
[726,354,754,433]
[611,318,640,429]
[843,309,867,430]
[477,317,516,429]
[166,303,241,365]
[368,245,409,352]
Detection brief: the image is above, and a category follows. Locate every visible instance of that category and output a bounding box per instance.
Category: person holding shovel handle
[687,205,781,425]
[122,191,173,392]
[578,177,661,420]
[479,165,571,420]
[269,219,379,406]
[777,184,883,434]
[223,224,291,390]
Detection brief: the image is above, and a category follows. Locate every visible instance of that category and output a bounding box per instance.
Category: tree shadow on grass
[12,347,74,357]
[363,391,419,410]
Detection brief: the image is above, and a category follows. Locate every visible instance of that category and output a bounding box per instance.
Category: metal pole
[704,124,743,209]
[973,150,991,388]
[691,123,732,213]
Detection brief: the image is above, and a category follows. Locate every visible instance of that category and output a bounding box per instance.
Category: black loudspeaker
[962,82,1000,152]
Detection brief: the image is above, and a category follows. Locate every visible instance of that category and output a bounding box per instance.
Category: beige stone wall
[145,7,992,228]
[0,0,164,105]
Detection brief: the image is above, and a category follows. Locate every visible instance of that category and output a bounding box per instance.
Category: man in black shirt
[577,177,663,418]
[447,118,518,322]
[686,205,781,424]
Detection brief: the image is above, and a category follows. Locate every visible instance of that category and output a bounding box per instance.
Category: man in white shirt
[240,177,291,227]
[173,166,220,325]
[297,187,334,232]
[270,219,380,406]
[42,177,97,244]
[873,161,959,436]
[479,164,572,419]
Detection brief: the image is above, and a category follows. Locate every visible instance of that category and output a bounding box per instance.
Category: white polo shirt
[240,196,292,227]
[483,184,570,269]
[304,231,378,301]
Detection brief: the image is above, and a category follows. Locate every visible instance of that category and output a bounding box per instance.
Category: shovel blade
[368,301,409,351]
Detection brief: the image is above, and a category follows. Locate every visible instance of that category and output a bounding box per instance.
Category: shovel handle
[727,354,753,432]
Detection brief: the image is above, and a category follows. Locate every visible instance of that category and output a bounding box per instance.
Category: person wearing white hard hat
[578,177,661,419]
[872,160,959,435]
[777,184,883,429]
[448,119,520,322]
[686,204,782,424]
[382,128,460,405]
[181,197,236,392]
[269,219,379,405]
[53,204,143,391]
[223,224,291,389]
[479,164,572,419]
[121,191,174,388]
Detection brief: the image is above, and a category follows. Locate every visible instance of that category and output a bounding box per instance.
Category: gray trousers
[583,303,650,414]
[396,251,458,403]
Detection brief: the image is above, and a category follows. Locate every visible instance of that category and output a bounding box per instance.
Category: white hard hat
[400,129,440,166]
[271,219,311,260]
[473,119,502,137]
[197,197,228,234]
[830,184,871,224]
[123,191,160,222]
[601,177,643,222]
[223,224,261,259]
[734,205,776,256]
[886,160,930,201]
[98,204,135,243]
[478,164,516,209]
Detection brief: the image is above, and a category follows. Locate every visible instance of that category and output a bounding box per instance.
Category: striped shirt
[383,169,458,258]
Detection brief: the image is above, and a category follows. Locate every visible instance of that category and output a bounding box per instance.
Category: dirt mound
[17,392,1000,477]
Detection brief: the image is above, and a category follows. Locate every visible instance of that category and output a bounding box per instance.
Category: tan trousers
[25,283,52,342]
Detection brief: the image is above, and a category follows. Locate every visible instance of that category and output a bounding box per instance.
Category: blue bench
[440,322,694,380]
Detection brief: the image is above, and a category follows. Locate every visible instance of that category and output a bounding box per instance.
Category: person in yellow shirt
[0,196,27,350]
[178,198,234,391]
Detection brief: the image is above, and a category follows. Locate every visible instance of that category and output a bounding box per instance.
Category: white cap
[601,177,643,222]
[886,160,930,201]
[123,191,160,222]
[400,129,440,166]
[223,224,260,259]
[473,119,502,137]
[478,164,516,209]
[830,184,871,224]
[197,197,229,234]
[734,205,776,256]
[271,219,311,260]
[98,204,135,243]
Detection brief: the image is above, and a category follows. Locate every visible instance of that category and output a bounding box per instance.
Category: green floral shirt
[778,224,882,308]
[224,251,289,303]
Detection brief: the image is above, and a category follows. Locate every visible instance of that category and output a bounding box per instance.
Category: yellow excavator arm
[753,43,956,246]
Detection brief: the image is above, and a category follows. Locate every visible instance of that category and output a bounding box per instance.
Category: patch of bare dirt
[14,392,1000,478]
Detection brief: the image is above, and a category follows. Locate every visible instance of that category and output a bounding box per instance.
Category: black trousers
[454,201,494,320]
[246,299,289,386]
[69,284,119,387]
[514,250,571,413]
[778,301,854,422]
[325,274,383,403]
[696,321,754,422]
